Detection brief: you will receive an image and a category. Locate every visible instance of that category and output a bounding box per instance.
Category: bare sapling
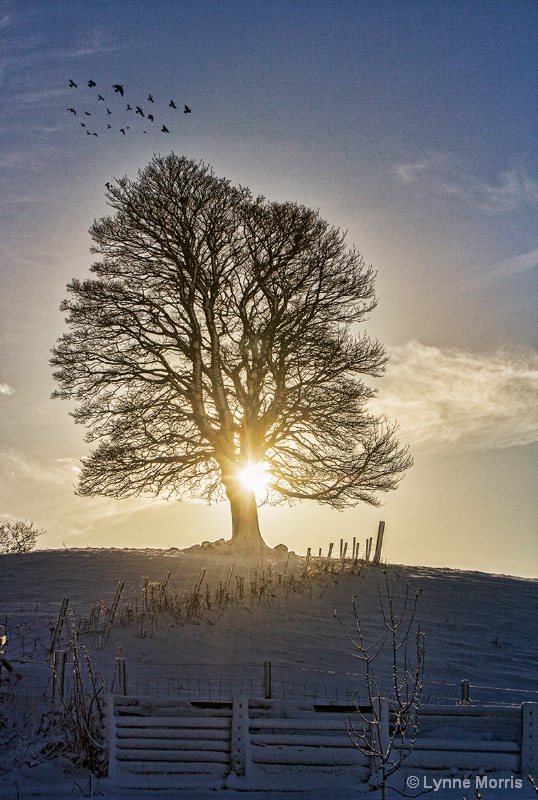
[336,570,425,799]
[59,614,107,776]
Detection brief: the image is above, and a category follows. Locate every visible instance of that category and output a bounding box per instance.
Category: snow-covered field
[0,547,537,799]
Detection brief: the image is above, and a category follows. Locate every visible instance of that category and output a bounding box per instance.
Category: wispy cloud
[0,0,12,31]
[395,153,538,213]
[0,449,80,486]
[0,446,171,540]
[469,247,538,287]
[0,447,174,505]
[396,152,448,183]
[371,341,538,452]
[0,193,52,206]
[13,88,67,105]
[0,382,14,395]
[0,144,66,173]
[0,151,36,169]
[0,4,124,91]
[3,41,123,73]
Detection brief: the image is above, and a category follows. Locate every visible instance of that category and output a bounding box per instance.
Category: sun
[238,462,269,496]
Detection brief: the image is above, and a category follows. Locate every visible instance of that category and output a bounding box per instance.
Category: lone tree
[0,519,44,554]
[51,154,412,553]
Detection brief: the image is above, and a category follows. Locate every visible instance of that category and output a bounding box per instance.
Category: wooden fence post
[365,537,372,563]
[52,649,66,699]
[50,597,69,655]
[105,581,125,632]
[106,695,118,784]
[522,702,538,776]
[263,660,272,699]
[118,657,127,696]
[372,521,385,565]
[231,695,250,777]
[461,679,470,704]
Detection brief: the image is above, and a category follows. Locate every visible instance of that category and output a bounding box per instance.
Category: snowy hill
[0,548,537,798]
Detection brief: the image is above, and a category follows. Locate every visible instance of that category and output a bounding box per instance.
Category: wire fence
[4,628,528,706]
[1,617,62,662]
[0,674,53,705]
[2,660,535,708]
[424,680,538,707]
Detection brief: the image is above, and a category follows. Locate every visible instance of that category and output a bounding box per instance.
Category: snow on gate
[106,694,370,791]
[106,694,538,792]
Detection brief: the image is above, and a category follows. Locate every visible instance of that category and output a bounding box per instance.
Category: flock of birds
[66,79,192,138]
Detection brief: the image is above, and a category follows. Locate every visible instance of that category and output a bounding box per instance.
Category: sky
[0,0,536,577]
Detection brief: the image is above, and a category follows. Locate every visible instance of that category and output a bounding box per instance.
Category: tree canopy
[51,154,412,552]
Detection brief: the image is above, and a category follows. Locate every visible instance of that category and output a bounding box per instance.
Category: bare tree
[0,519,43,554]
[336,571,425,799]
[51,154,412,551]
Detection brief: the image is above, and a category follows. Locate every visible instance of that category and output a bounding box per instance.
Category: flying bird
[112,84,124,96]
[148,94,154,102]
[147,114,154,122]
[97,94,105,101]
[69,79,77,88]
[135,106,144,116]
[67,108,76,114]
[107,124,111,129]
[84,111,91,116]
[184,105,191,113]
[88,80,96,87]
[126,104,132,110]
[92,132,98,136]
[161,125,169,133]
[106,108,112,114]
[80,123,86,127]
[120,128,126,135]
[169,99,177,109]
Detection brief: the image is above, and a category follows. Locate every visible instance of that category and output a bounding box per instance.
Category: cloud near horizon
[0,447,171,541]
[396,153,538,213]
[0,382,14,395]
[371,341,538,453]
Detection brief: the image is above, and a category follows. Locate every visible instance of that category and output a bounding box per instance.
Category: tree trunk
[224,483,269,553]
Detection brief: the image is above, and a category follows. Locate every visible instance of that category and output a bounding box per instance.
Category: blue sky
[0,0,537,576]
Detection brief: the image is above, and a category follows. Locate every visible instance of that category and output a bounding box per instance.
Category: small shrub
[0,519,44,554]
